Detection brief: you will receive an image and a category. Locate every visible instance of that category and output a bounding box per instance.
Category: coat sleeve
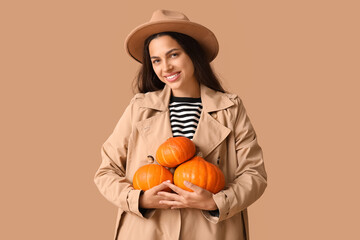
[204,96,268,223]
[93,98,147,218]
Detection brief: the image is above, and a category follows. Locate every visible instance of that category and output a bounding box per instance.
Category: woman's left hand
[157,181,218,211]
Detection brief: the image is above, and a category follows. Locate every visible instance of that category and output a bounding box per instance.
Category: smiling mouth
[165,72,180,81]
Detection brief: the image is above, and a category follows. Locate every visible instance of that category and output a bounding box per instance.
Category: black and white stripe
[169,96,202,139]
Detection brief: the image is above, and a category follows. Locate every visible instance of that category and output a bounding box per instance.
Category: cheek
[153,66,165,82]
[152,66,161,77]
[185,63,195,76]
[182,58,195,75]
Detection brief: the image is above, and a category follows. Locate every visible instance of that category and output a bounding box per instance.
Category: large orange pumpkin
[174,156,225,194]
[133,164,173,191]
[156,136,196,168]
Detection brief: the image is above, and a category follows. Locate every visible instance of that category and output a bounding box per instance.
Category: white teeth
[165,73,179,80]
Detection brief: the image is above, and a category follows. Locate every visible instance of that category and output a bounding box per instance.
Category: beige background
[1,0,359,239]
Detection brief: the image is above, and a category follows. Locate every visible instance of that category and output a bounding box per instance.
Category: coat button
[211,112,217,119]
[147,155,154,163]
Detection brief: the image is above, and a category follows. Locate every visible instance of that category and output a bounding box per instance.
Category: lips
[164,72,180,82]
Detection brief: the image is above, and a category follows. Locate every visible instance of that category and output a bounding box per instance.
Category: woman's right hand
[139,180,173,209]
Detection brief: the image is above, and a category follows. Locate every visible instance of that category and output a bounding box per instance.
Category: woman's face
[148,35,199,97]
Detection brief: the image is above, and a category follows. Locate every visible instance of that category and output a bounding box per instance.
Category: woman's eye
[152,59,160,64]
[171,53,178,58]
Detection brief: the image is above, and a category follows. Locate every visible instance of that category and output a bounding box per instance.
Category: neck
[171,82,200,98]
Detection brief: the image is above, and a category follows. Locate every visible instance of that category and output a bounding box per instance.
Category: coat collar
[140,84,234,113]
[137,84,233,159]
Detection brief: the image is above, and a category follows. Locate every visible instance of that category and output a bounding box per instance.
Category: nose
[162,60,173,72]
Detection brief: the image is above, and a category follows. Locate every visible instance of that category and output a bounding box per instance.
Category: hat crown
[150,9,190,22]
[125,10,218,63]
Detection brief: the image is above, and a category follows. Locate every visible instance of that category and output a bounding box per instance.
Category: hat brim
[125,20,219,63]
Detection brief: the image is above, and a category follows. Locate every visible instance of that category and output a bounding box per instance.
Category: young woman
[94,9,267,240]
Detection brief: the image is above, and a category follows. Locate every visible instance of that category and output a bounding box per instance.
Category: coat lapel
[136,85,173,155]
[135,84,235,159]
[136,110,173,155]
[192,85,234,158]
[192,111,231,159]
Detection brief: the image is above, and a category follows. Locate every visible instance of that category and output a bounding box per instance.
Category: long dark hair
[134,32,225,93]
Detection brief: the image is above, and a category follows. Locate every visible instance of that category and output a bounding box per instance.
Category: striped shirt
[169,95,202,140]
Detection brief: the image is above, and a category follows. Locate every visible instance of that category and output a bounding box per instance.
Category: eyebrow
[150,48,180,59]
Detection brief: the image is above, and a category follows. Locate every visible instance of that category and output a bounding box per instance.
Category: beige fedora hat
[125,9,219,63]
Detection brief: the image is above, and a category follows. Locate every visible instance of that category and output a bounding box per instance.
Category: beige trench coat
[94,84,267,240]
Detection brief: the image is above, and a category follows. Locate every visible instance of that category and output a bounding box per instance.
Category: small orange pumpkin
[174,156,225,194]
[156,136,196,168]
[133,164,173,191]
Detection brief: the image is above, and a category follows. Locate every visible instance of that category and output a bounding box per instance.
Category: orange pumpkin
[133,164,173,191]
[156,136,196,168]
[174,156,225,194]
